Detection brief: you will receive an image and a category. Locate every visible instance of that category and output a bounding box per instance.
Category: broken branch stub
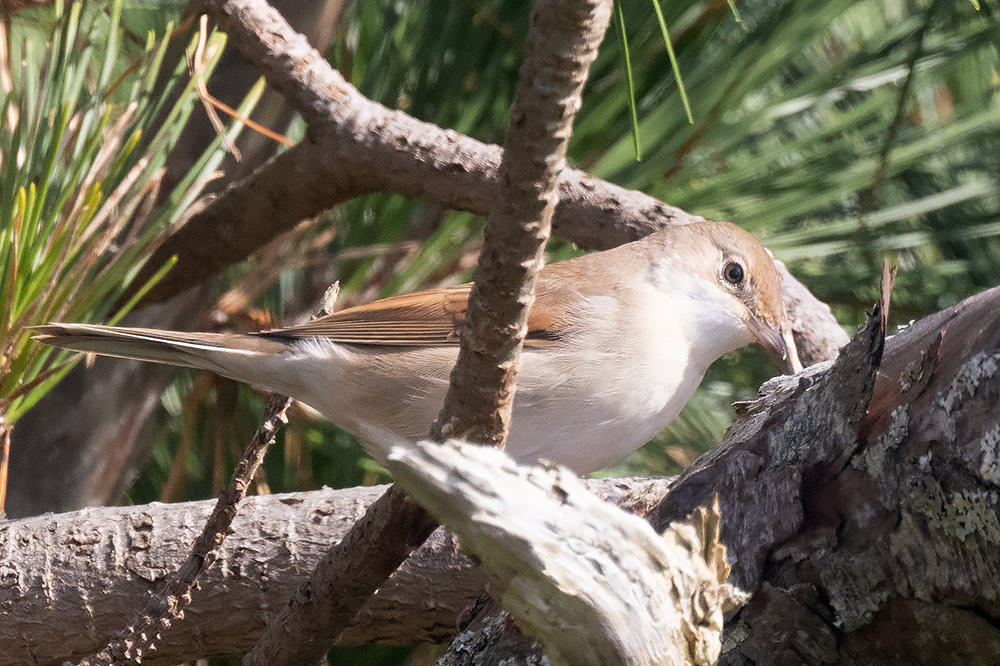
[387,440,736,666]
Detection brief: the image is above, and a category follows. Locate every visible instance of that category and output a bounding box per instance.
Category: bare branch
[0,479,670,666]
[133,0,847,366]
[430,0,612,445]
[237,0,613,663]
[239,484,440,666]
[388,441,734,666]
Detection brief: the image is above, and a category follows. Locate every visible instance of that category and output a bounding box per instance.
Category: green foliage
[0,0,263,425]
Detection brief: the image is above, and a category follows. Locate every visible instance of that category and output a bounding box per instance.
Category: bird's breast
[503,289,703,473]
[283,283,716,475]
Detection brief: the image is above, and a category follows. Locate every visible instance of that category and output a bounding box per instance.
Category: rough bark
[387,441,734,666]
[240,483,441,666]
[430,0,611,446]
[0,479,670,666]
[717,285,1000,665]
[134,0,847,368]
[435,285,1000,665]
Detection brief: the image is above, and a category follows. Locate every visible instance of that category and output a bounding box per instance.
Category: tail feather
[32,323,290,378]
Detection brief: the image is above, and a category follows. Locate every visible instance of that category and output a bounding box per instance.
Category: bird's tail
[32,323,292,385]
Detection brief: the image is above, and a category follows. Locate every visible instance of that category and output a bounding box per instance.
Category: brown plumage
[33,221,800,474]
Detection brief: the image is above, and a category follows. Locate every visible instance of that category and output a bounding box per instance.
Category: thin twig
[72,286,340,666]
[860,0,939,218]
[72,395,292,666]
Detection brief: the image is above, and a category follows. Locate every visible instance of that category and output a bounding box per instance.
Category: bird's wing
[258,278,579,348]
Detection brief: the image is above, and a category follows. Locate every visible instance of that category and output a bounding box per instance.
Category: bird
[34,221,801,475]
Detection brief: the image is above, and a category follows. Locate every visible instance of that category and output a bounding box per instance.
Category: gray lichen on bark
[978,424,1000,485]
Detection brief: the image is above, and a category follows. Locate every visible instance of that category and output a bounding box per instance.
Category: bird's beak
[748,316,804,374]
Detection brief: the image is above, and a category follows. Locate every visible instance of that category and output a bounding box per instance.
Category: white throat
[652,261,755,369]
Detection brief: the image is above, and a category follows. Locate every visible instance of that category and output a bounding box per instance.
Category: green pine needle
[613,1,642,160]
[0,2,262,425]
[725,0,743,23]
[650,0,694,124]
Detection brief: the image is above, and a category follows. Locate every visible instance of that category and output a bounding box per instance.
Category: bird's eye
[723,261,745,286]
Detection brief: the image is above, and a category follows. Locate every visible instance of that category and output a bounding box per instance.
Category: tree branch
[136,0,848,365]
[236,0,612,663]
[430,0,611,446]
[0,479,670,666]
[387,441,734,666]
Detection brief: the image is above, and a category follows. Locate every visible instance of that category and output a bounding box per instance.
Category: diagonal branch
[135,0,848,365]
[237,0,613,663]
[387,441,734,666]
[429,0,612,447]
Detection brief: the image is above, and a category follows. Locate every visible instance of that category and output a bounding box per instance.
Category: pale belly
[283,334,704,475]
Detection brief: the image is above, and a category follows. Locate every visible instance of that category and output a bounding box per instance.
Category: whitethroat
[35,221,801,474]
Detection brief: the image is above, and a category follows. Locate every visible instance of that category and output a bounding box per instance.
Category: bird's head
[656,221,803,374]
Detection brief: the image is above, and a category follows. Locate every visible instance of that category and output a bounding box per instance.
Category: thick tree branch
[240,484,440,666]
[0,479,669,666]
[137,0,848,365]
[238,0,612,664]
[716,284,1000,664]
[387,441,734,666]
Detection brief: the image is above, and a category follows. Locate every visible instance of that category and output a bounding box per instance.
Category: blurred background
[1,0,997,663]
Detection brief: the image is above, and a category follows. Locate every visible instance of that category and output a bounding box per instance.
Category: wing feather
[256,273,584,347]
